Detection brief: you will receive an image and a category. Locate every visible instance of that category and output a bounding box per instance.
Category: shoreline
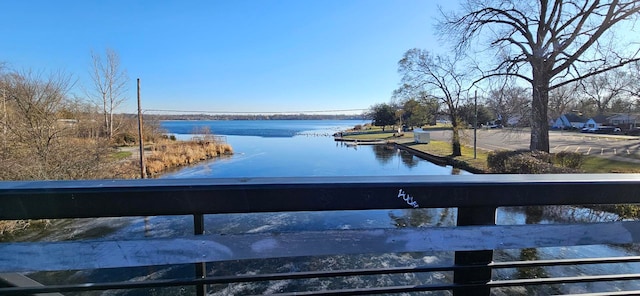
[116,138,234,179]
[394,143,486,174]
[334,135,487,173]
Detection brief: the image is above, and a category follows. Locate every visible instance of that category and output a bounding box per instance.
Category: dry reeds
[143,139,233,176]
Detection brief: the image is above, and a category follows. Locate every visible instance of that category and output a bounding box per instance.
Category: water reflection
[400,148,420,168]
[372,144,396,164]
[389,208,435,228]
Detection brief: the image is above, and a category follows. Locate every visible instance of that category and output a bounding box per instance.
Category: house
[583,114,609,130]
[552,113,586,129]
[606,114,638,129]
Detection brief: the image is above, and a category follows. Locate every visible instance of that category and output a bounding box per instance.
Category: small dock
[334,137,389,145]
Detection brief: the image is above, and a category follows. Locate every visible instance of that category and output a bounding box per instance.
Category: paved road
[427,128,640,163]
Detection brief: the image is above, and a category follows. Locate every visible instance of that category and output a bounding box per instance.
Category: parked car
[593,126,620,134]
[581,127,596,133]
[581,126,621,134]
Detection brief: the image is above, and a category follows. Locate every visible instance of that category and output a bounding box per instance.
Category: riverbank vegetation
[0,57,233,235]
[143,137,233,177]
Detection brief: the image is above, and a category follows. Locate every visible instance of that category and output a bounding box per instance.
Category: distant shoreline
[143,114,367,121]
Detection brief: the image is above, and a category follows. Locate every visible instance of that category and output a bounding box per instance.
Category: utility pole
[474,90,477,159]
[2,88,6,150]
[137,78,146,179]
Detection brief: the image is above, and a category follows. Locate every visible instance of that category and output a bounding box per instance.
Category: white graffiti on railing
[397,189,419,208]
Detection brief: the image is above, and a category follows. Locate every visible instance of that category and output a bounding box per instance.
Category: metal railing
[1,174,640,295]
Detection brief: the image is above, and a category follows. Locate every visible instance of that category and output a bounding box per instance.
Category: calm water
[21,120,640,295]
[159,119,468,178]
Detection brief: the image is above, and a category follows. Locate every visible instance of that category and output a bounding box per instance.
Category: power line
[144,108,368,114]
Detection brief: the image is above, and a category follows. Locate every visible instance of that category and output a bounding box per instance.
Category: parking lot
[428,128,640,162]
[549,133,640,157]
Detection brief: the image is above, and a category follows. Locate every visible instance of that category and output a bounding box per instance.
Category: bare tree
[88,48,128,139]
[487,86,530,126]
[443,0,640,152]
[549,83,579,119]
[398,49,469,156]
[4,70,73,163]
[0,69,115,180]
[626,61,640,103]
[578,67,633,114]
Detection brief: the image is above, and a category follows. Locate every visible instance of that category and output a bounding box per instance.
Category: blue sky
[1,1,456,115]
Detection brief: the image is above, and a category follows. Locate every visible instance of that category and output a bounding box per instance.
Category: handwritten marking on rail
[398,189,419,208]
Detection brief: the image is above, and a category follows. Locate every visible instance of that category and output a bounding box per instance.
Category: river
[16,120,640,295]
[158,119,468,178]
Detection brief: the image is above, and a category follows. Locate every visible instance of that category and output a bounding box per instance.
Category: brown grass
[143,139,233,176]
[1,139,233,236]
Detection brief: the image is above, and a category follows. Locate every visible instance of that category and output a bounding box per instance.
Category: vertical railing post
[453,206,496,296]
[194,214,206,296]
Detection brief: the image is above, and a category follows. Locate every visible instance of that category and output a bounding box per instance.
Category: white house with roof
[607,114,638,128]
[583,115,609,130]
[552,113,586,129]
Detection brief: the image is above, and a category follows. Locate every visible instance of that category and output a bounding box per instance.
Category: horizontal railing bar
[267,284,456,296]
[200,266,454,284]
[488,273,640,287]
[2,174,640,219]
[4,269,640,295]
[0,278,202,295]
[209,256,640,287]
[491,256,640,269]
[564,291,640,296]
[3,222,640,272]
[0,280,459,296]
[8,272,640,296]
[148,255,640,284]
[8,255,640,296]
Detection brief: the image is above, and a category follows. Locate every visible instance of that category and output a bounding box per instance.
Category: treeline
[145,113,366,121]
[367,97,495,131]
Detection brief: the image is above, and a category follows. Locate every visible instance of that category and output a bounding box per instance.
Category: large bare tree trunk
[450,113,462,157]
[530,64,550,152]
[443,0,640,153]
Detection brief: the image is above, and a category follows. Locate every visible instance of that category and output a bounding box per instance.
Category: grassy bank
[114,137,234,178]
[402,139,639,174]
[340,128,639,174]
[405,141,490,172]
[145,139,233,176]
